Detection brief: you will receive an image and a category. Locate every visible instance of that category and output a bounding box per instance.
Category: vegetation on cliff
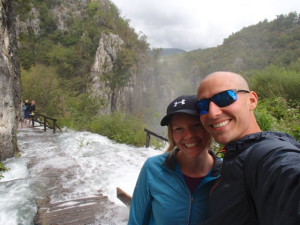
[15,0,151,146]
[15,0,300,146]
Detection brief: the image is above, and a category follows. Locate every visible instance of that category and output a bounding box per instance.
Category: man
[197,71,300,225]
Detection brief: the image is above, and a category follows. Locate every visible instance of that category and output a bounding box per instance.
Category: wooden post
[53,119,56,134]
[145,132,150,148]
[144,128,168,147]
[44,117,47,132]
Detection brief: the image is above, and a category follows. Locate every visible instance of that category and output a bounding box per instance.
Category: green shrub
[59,94,104,130]
[0,162,9,179]
[89,112,146,146]
[150,139,166,150]
[249,65,300,103]
[255,108,277,131]
[255,97,300,141]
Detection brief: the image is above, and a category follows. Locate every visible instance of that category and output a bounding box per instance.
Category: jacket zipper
[163,163,193,225]
[187,195,193,225]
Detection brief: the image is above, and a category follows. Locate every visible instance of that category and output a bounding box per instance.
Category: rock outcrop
[89,32,129,114]
[0,0,21,160]
[15,0,144,115]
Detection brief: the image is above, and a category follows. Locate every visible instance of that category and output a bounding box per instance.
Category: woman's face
[171,113,211,158]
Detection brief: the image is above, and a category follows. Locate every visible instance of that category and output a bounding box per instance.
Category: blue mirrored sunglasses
[196,89,250,115]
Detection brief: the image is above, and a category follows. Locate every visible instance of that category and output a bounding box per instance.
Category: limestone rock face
[16,6,40,35]
[15,0,106,35]
[15,0,142,115]
[89,32,134,114]
[52,0,90,32]
[91,32,124,76]
[0,0,21,161]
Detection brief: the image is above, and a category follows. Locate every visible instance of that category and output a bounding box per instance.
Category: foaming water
[0,158,37,225]
[0,128,164,225]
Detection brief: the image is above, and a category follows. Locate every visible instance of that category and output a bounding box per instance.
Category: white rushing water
[0,127,164,225]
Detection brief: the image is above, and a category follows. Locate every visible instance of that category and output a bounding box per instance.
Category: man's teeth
[213,120,229,128]
[185,143,197,148]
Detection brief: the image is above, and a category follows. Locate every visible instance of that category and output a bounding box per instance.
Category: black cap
[160,95,199,126]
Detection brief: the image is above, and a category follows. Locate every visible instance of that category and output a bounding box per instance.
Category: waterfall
[0,128,163,225]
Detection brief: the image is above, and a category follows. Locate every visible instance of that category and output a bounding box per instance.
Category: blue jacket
[128,149,222,225]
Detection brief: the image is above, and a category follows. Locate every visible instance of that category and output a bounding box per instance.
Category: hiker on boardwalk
[197,71,300,225]
[19,100,26,128]
[23,99,32,127]
[28,100,36,127]
[128,95,222,225]
[24,99,36,127]
[28,100,36,118]
[24,99,31,119]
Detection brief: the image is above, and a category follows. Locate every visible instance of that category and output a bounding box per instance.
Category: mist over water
[0,128,163,225]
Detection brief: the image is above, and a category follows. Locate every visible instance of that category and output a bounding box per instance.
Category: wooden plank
[116,187,132,207]
[35,196,110,225]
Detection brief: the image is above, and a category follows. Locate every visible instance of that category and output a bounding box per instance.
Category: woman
[128,95,222,225]
[24,99,31,119]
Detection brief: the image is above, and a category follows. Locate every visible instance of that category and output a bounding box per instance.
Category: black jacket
[200,131,300,225]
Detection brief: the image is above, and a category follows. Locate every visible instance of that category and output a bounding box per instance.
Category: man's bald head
[200,71,250,92]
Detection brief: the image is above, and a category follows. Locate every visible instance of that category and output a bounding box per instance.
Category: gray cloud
[113,0,300,51]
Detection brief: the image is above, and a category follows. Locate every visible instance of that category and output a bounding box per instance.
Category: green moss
[0,162,9,180]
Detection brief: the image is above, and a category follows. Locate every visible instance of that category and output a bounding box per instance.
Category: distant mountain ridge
[160,48,186,55]
[148,48,186,56]
[160,12,300,82]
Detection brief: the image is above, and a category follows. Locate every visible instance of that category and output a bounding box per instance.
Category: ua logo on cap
[174,99,185,107]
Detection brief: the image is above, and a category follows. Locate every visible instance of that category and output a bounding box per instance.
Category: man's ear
[249,91,258,111]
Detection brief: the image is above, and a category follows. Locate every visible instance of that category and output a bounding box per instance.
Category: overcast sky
[112,0,300,51]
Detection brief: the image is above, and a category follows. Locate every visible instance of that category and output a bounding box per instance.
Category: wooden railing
[32,113,62,134]
[144,128,168,147]
[116,187,132,207]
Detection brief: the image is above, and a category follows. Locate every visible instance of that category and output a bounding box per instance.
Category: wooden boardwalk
[17,128,132,225]
[35,195,112,225]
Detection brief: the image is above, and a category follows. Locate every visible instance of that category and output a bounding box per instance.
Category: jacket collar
[163,148,222,177]
[163,148,180,171]
[224,131,296,155]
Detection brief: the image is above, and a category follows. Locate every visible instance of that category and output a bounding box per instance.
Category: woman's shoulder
[144,152,170,168]
[147,152,169,162]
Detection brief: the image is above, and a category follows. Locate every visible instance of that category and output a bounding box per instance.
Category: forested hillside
[155,12,300,140]
[15,0,300,145]
[14,0,155,145]
[159,12,300,87]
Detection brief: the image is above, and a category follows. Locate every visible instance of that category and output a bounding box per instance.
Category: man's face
[197,74,257,145]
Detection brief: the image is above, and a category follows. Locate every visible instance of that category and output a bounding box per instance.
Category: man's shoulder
[255,131,300,150]
[225,131,299,155]
[245,131,300,173]
[236,131,299,151]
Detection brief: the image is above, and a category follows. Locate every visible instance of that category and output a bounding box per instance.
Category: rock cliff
[0,0,21,161]
[89,32,139,114]
[16,0,147,115]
